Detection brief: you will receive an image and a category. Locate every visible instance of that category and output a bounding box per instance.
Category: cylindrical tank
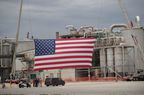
[107,48,114,76]
[114,47,122,75]
[122,28,144,70]
[100,49,106,77]
[123,48,132,74]
[2,43,11,67]
[122,28,144,47]
[3,43,10,55]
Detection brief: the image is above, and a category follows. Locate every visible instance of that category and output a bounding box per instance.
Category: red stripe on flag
[56,41,95,45]
[55,51,93,54]
[56,46,94,49]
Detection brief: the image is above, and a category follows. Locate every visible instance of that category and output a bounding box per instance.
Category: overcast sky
[0,0,144,40]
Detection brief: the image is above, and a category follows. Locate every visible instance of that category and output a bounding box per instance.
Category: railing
[95,37,125,48]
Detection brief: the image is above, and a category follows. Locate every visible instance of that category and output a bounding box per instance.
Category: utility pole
[10,0,23,78]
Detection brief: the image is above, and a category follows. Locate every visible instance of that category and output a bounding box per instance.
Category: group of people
[0,77,44,88]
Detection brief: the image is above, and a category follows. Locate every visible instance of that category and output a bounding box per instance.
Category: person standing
[33,79,36,87]
[39,78,42,87]
[35,78,39,87]
[0,76,1,83]
[10,79,12,88]
[2,83,6,88]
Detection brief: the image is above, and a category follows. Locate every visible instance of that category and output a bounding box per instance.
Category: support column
[88,68,91,80]
[122,46,125,77]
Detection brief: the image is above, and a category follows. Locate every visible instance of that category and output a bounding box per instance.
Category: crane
[10,0,23,79]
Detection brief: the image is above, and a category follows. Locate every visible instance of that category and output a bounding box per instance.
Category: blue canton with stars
[34,39,55,56]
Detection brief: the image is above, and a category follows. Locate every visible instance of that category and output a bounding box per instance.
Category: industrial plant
[0,16,144,82]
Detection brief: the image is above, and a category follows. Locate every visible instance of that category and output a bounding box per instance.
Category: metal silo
[114,47,122,75]
[107,48,114,76]
[100,49,107,77]
[2,43,11,67]
[122,28,144,46]
[122,28,144,70]
[122,48,132,74]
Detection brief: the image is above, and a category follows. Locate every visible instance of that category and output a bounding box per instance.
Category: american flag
[34,38,95,71]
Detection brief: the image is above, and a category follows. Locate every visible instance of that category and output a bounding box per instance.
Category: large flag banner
[34,38,95,71]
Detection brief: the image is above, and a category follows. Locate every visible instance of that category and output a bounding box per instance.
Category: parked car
[45,78,65,86]
[19,79,31,88]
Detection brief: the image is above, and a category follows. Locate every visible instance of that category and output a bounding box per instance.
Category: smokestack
[135,16,141,28]
[26,32,30,39]
[56,32,60,39]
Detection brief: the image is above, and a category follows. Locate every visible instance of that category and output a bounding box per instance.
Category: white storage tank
[123,48,132,74]
[2,43,11,67]
[114,47,122,74]
[122,28,144,70]
[122,28,144,47]
[115,47,130,76]
[107,48,114,76]
[100,49,107,77]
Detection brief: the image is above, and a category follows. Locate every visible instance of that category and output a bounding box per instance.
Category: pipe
[110,24,128,32]
[0,39,2,67]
